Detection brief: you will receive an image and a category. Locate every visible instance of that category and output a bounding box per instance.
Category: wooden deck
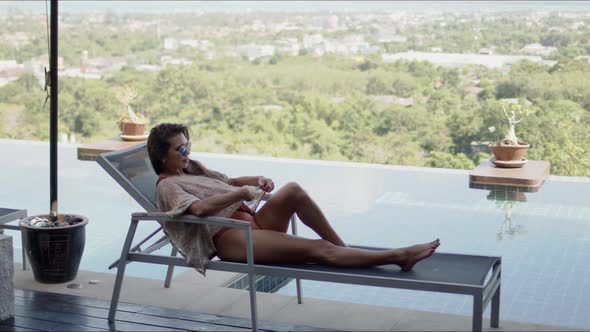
[0,289,330,332]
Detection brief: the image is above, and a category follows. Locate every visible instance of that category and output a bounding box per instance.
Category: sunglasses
[176,142,191,157]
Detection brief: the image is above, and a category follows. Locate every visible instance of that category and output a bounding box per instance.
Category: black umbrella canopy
[49,0,58,221]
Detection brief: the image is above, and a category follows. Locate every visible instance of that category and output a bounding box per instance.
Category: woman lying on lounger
[147,123,440,272]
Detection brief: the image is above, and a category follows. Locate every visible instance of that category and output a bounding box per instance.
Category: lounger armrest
[131,212,252,230]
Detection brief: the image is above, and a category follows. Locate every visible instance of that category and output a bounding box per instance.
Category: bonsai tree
[489,102,535,146]
[115,86,147,125]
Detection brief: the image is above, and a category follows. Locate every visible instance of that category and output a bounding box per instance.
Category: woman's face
[162,133,191,174]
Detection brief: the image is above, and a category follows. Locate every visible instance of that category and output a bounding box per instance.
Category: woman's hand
[257,176,275,192]
[240,185,259,201]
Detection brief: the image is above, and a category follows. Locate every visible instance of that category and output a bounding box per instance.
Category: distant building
[0,60,19,71]
[61,50,125,79]
[326,15,339,29]
[179,39,199,48]
[164,38,178,50]
[134,64,163,72]
[382,51,556,69]
[276,38,300,56]
[520,43,557,56]
[80,50,89,73]
[479,47,495,55]
[570,21,585,30]
[83,55,127,73]
[2,32,32,47]
[0,76,20,87]
[330,96,345,104]
[250,20,266,32]
[204,51,216,60]
[179,39,213,51]
[470,141,491,154]
[61,68,101,79]
[38,54,65,71]
[236,44,275,60]
[369,95,415,107]
[378,35,407,44]
[464,86,483,98]
[302,34,323,49]
[161,55,192,66]
[250,104,284,112]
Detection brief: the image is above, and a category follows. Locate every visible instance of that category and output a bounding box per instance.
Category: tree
[425,151,475,169]
[447,100,484,155]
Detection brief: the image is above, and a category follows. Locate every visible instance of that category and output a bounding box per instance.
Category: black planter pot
[19,214,88,284]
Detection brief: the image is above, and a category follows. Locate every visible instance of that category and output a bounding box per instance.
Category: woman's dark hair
[147,123,229,182]
[147,123,190,175]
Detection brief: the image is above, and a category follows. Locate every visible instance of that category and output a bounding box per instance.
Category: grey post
[0,235,14,320]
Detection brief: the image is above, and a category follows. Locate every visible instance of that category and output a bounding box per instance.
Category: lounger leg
[290,215,303,304]
[472,294,483,332]
[245,227,258,331]
[164,246,178,288]
[491,282,501,328]
[109,220,139,322]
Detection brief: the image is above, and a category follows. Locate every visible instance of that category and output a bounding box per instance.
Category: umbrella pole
[49,0,58,222]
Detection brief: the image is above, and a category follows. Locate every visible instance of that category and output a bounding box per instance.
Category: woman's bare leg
[255,182,346,246]
[214,229,440,270]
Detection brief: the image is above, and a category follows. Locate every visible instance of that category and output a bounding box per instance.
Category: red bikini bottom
[213,204,262,241]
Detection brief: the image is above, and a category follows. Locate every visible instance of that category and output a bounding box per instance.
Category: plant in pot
[18,0,89,284]
[19,215,88,284]
[115,86,148,139]
[488,102,535,168]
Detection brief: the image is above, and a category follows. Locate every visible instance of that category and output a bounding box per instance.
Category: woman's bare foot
[400,239,440,271]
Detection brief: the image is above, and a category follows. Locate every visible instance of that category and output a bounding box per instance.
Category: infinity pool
[1,139,589,329]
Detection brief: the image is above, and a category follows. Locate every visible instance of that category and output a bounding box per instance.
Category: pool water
[1,139,589,329]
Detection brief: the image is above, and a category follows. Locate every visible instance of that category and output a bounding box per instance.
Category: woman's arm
[228,176,261,187]
[229,176,274,192]
[188,186,256,217]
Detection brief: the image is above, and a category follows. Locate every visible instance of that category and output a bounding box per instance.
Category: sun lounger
[97,143,501,331]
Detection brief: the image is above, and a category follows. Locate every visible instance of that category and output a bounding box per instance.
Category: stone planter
[118,121,147,136]
[489,142,530,168]
[19,214,88,284]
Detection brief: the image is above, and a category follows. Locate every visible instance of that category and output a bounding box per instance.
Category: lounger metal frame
[98,143,501,332]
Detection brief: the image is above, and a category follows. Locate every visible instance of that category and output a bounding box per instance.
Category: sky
[0,1,588,14]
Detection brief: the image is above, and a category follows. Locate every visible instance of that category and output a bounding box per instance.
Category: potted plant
[488,102,535,168]
[19,215,88,283]
[19,0,89,284]
[115,86,148,138]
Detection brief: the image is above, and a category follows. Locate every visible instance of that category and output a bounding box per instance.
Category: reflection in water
[470,182,540,240]
[486,189,528,240]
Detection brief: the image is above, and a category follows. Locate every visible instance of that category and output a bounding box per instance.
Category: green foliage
[425,151,475,169]
[2,11,590,177]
